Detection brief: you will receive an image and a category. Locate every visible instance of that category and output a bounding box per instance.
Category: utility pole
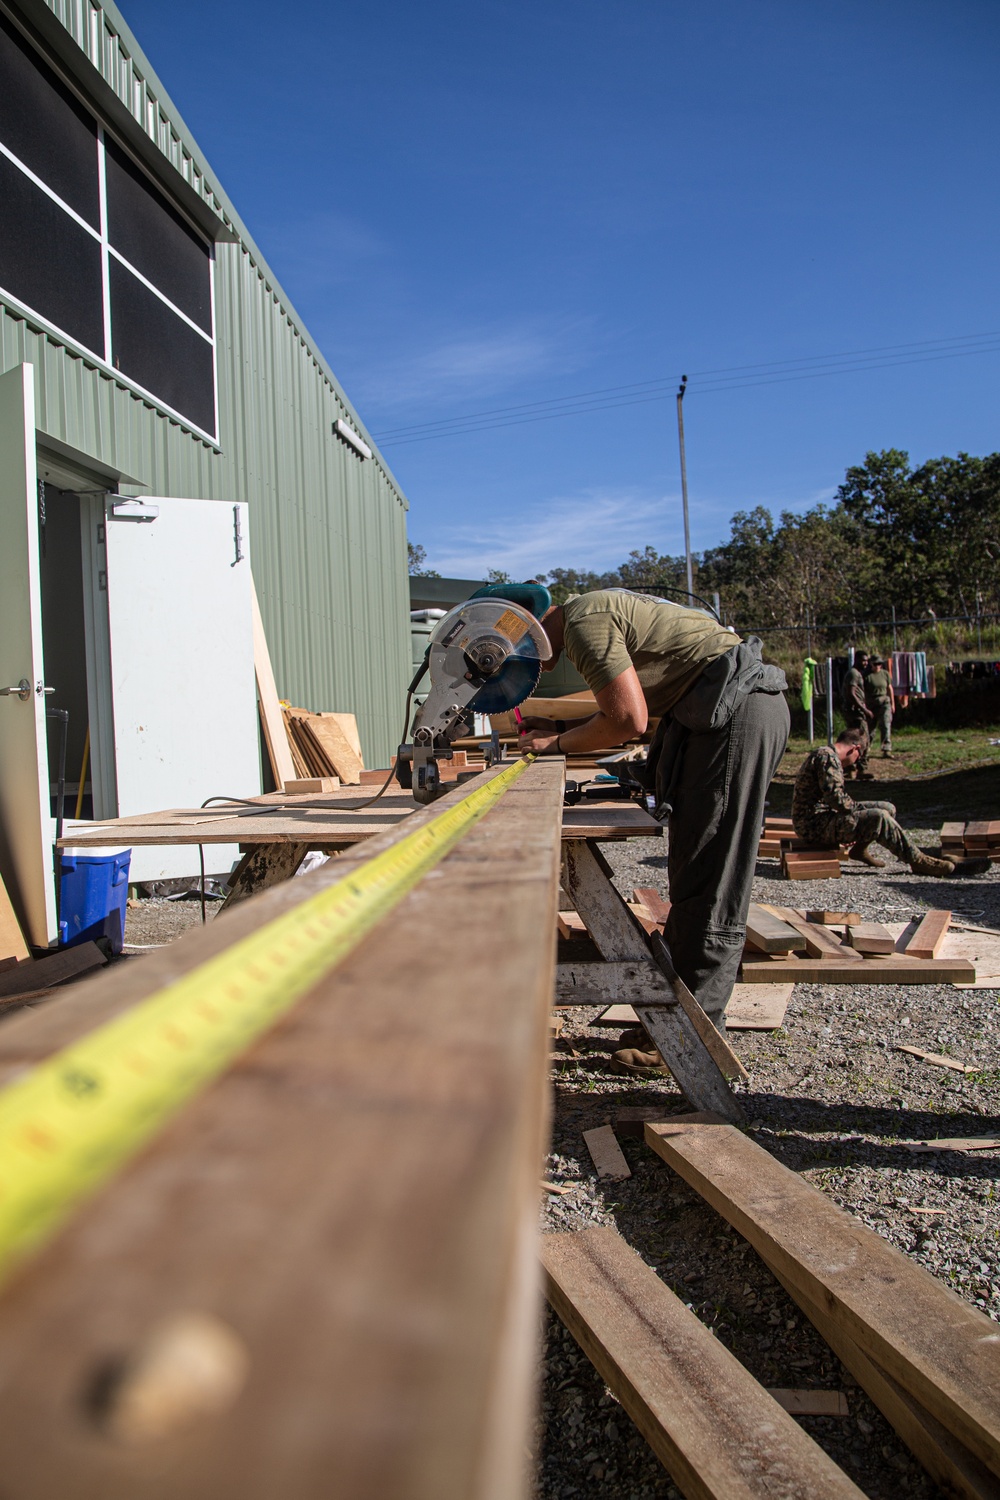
[676,375,693,602]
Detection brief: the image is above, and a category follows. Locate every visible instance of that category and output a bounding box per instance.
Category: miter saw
[396,583,551,803]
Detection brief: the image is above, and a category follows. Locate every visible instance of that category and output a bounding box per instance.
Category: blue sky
[126,0,1000,580]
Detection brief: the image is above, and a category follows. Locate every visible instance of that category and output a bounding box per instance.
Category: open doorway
[37,482,91,819]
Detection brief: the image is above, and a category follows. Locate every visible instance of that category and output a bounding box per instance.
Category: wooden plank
[805,911,862,926]
[847,922,896,956]
[744,904,805,954]
[300,716,363,786]
[725,983,793,1030]
[325,713,363,764]
[283,777,341,794]
[0,941,105,999]
[562,842,743,1120]
[541,1227,865,1500]
[250,580,297,792]
[768,1390,849,1417]
[583,1125,631,1180]
[0,759,565,1498]
[633,888,671,925]
[740,956,975,984]
[895,1043,973,1074]
[905,910,952,960]
[765,1267,998,1500]
[903,1137,1000,1154]
[762,907,859,962]
[644,1118,1000,1481]
[560,806,663,840]
[0,872,29,964]
[555,961,678,1007]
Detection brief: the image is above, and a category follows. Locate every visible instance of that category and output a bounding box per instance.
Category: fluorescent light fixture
[333,418,372,460]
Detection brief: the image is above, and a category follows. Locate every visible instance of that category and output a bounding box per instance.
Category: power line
[373,330,1000,448]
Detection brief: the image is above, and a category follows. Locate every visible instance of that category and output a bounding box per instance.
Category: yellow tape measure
[0,756,531,1288]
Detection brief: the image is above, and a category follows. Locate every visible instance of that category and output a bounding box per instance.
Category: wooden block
[764,818,796,832]
[744,904,806,954]
[596,1002,639,1025]
[783,845,841,860]
[541,1227,865,1500]
[764,909,858,961]
[282,777,341,794]
[0,941,106,1000]
[615,1108,722,1139]
[847,922,896,956]
[905,910,952,961]
[644,1118,1000,1480]
[0,873,29,965]
[724,983,793,1031]
[583,1125,631,1180]
[769,1390,850,1417]
[941,821,966,842]
[739,957,975,984]
[895,1044,973,1075]
[805,911,862,926]
[782,860,842,881]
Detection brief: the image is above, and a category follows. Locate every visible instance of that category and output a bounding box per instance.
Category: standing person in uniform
[865,655,895,758]
[841,651,874,780]
[507,587,790,1039]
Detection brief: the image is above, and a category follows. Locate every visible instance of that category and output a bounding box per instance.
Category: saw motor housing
[397,597,551,802]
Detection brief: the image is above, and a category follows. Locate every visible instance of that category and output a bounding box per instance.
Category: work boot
[609,1047,671,1078]
[617,1027,651,1051]
[882,748,894,759]
[857,770,877,782]
[848,842,885,868]
[909,852,955,876]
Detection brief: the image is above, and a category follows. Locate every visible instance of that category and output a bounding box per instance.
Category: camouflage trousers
[843,710,871,773]
[796,800,921,866]
[872,699,892,750]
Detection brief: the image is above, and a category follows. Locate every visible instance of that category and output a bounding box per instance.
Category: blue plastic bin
[58,847,131,954]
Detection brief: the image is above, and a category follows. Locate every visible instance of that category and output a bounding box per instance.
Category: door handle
[0,680,31,700]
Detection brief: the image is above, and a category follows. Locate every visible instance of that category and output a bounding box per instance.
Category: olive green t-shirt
[561,591,739,716]
[866,668,891,702]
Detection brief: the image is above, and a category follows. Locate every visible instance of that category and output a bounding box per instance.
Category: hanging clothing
[801,657,819,712]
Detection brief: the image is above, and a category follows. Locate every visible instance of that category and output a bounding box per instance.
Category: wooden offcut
[904,910,952,960]
[644,1118,1000,1482]
[847,922,896,956]
[0,940,105,1000]
[541,1227,865,1500]
[894,1044,974,1075]
[744,904,806,954]
[0,873,29,965]
[0,760,565,1498]
[583,1125,631,1180]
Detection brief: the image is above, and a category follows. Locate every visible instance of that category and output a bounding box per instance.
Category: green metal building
[0,0,411,779]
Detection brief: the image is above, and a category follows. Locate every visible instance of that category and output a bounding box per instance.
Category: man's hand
[517,715,558,733]
[519,730,561,755]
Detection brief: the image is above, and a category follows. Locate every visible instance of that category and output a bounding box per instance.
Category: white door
[0,364,56,947]
[102,496,261,882]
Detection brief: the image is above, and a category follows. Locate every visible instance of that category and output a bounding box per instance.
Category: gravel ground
[535,831,1000,1500]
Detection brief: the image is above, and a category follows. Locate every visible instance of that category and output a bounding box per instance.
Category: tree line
[410,449,1000,635]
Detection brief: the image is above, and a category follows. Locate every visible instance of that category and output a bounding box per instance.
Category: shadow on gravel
[747,1092,1000,1177]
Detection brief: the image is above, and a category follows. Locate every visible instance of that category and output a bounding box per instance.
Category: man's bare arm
[519,669,648,754]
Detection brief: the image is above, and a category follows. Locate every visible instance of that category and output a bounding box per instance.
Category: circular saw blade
[468,655,542,714]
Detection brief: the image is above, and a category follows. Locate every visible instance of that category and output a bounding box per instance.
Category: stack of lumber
[282,706,363,785]
[740,903,972,984]
[941,820,1000,861]
[758,816,846,879]
[643,1117,1000,1499]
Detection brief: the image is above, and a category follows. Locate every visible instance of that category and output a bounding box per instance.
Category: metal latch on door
[0,680,54,701]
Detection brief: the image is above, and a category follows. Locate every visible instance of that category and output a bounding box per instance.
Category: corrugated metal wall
[0,0,411,769]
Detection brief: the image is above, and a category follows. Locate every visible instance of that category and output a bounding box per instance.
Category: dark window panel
[109,258,215,434]
[0,11,99,227]
[0,153,103,353]
[105,136,212,332]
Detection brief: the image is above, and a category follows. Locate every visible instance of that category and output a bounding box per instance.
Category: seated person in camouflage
[792,729,982,875]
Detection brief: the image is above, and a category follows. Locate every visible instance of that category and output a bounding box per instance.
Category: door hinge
[232,504,244,566]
